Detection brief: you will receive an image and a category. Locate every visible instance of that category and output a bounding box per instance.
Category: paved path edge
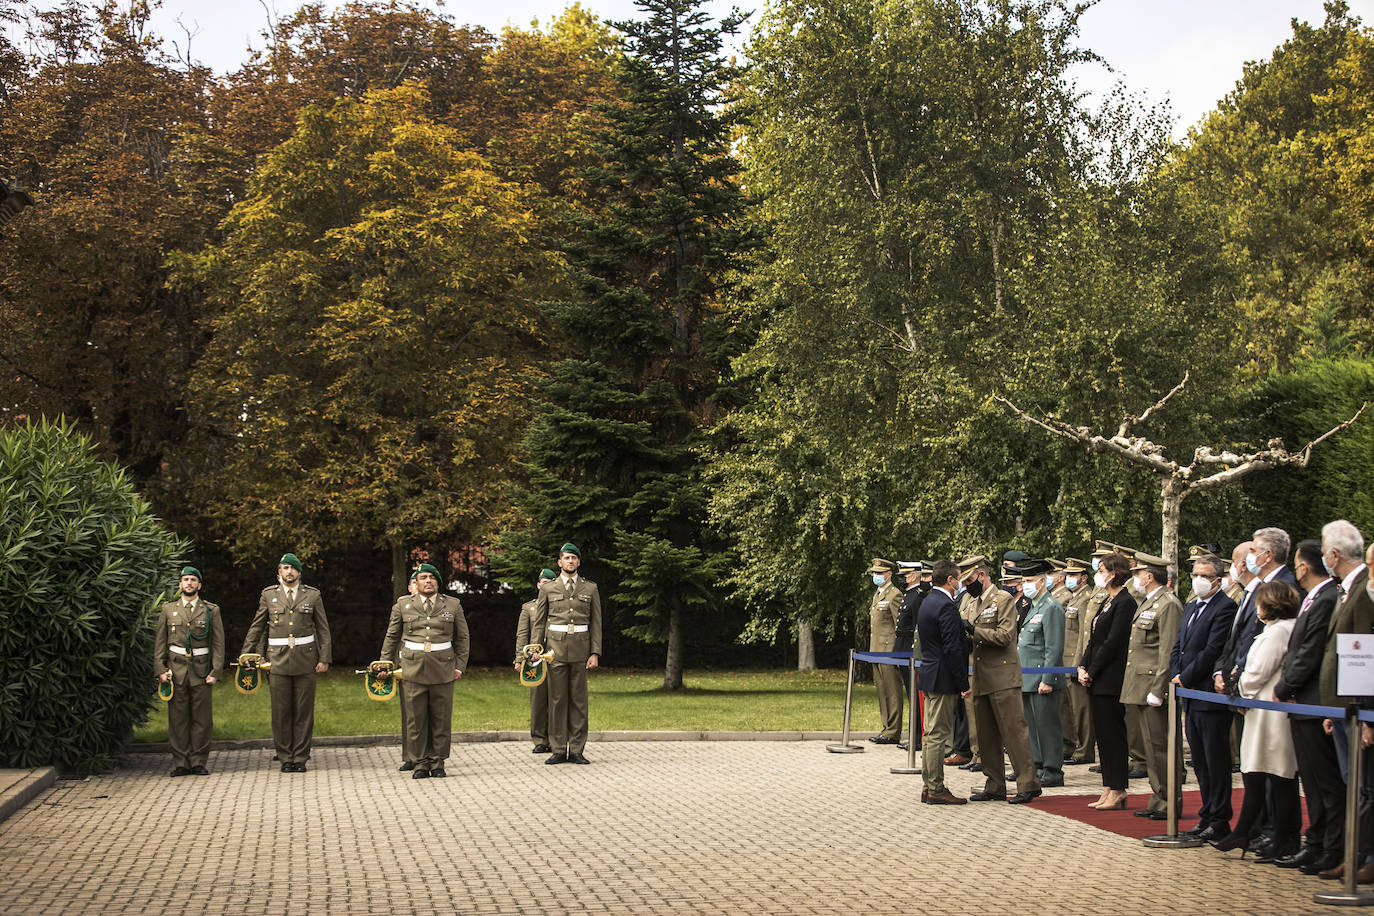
[0,768,57,826]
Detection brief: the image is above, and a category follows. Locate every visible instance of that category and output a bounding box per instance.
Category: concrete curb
[0,768,58,825]
[126,730,850,754]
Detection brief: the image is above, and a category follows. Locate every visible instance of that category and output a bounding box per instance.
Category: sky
[18,0,1374,137]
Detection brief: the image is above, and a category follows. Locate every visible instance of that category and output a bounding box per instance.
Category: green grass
[135,668,888,741]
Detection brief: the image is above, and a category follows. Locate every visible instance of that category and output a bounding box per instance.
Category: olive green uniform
[381,594,470,770]
[963,587,1040,796]
[241,583,332,766]
[394,593,414,766]
[532,574,603,755]
[1121,586,1184,814]
[869,582,904,740]
[154,597,225,770]
[1061,585,1098,762]
[515,597,549,747]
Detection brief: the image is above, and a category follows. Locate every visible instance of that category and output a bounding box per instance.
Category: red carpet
[1027,787,1309,840]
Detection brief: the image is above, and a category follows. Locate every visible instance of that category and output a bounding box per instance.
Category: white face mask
[1220,575,1232,591]
[1133,575,1148,594]
[1094,571,1108,589]
[1230,562,1243,582]
[1023,581,1039,599]
[1192,576,1215,598]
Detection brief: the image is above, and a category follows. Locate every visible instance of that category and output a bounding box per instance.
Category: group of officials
[152,543,602,780]
[868,520,1374,882]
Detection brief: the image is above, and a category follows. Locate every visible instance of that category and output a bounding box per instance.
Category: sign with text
[1337,634,1374,698]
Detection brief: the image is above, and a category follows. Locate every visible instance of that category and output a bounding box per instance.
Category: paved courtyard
[0,740,1333,914]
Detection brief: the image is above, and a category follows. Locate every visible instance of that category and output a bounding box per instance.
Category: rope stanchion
[826,650,865,754]
[1315,705,1374,907]
[1143,681,1202,848]
[890,657,920,775]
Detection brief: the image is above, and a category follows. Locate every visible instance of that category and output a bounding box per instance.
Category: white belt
[548,624,589,634]
[404,640,452,652]
[169,645,210,657]
[268,634,315,647]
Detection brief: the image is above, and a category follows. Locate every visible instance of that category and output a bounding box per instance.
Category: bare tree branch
[994,394,1175,474]
[1116,369,1188,438]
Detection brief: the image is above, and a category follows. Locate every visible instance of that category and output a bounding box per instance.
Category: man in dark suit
[918,559,970,805]
[1272,539,1342,873]
[1170,552,1237,841]
[1230,528,1301,678]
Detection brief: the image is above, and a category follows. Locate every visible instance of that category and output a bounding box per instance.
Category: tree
[176,85,558,594]
[0,418,184,773]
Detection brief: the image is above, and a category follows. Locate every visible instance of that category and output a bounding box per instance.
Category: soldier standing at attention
[532,543,602,765]
[240,553,331,773]
[867,558,904,745]
[380,563,469,779]
[1060,558,1096,766]
[515,568,558,754]
[155,566,225,777]
[397,570,419,772]
[1123,551,1184,820]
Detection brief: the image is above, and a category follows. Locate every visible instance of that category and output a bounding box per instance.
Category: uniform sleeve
[209,604,226,681]
[589,585,603,658]
[451,601,470,673]
[1042,600,1065,687]
[240,591,270,658]
[1149,597,1182,698]
[515,603,532,660]
[312,590,332,665]
[379,603,403,664]
[153,606,169,674]
[531,588,549,648]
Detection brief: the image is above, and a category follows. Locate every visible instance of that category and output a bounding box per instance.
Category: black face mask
[918,582,933,594]
[965,579,985,599]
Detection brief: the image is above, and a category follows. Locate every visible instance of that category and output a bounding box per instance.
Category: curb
[0,768,58,826]
[127,730,849,754]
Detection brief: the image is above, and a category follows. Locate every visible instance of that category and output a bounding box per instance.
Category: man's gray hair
[1322,519,1365,562]
[1252,527,1291,562]
[1194,554,1224,578]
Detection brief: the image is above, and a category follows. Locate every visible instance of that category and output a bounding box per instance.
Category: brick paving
[0,740,1332,914]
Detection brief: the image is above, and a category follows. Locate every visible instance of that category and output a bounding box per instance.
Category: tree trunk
[1160,475,1186,591]
[663,598,684,690]
[390,540,407,602]
[797,618,816,671]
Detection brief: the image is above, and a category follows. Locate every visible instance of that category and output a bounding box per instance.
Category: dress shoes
[1301,854,1343,876]
[868,735,898,745]
[532,744,552,754]
[961,761,983,771]
[280,763,292,773]
[1133,809,1168,820]
[925,789,967,805]
[1357,863,1374,884]
[412,768,430,779]
[545,753,568,765]
[1088,765,1102,773]
[1255,843,1299,865]
[920,788,928,802]
[430,767,447,778]
[896,742,909,751]
[1127,767,1148,779]
[968,790,1007,802]
[294,763,308,773]
[1319,863,1345,880]
[943,754,971,766]
[1008,789,1042,805]
[1065,757,1092,766]
[190,765,209,776]
[1192,824,1227,843]
[398,761,416,772]
[1039,774,1065,788]
[169,766,191,778]
[568,753,590,765]
[1274,847,1319,869]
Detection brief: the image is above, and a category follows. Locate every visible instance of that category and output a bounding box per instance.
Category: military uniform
[869,574,904,741]
[395,590,415,769]
[1061,579,1098,763]
[515,595,550,750]
[154,594,225,773]
[241,581,331,767]
[381,592,470,773]
[963,584,1040,797]
[1121,577,1184,815]
[532,572,603,758]
[1019,588,1065,784]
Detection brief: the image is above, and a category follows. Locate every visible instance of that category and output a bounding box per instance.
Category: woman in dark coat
[1078,552,1136,810]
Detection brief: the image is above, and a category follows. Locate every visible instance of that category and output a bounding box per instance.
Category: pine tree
[493,0,747,689]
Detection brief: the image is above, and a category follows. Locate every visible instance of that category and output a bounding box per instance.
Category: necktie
[1299,592,1314,616]
[424,598,433,614]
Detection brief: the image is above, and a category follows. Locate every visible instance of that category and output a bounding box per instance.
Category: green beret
[409,569,418,581]
[180,566,202,581]
[539,568,556,580]
[559,542,580,558]
[416,563,441,578]
[279,553,302,572]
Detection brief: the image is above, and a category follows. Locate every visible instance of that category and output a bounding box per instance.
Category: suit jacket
[155,597,226,684]
[1081,590,1135,698]
[532,575,603,664]
[961,587,1019,696]
[1121,587,1183,705]
[1169,590,1236,713]
[916,588,968,695]
[869,583,902,652]
[1018,593,1065,692]
[1319,567,1374,707]
[381,593,471,685]
[1273,578,1338,713]
[241,583,332,676]
[1230,565,1302,675]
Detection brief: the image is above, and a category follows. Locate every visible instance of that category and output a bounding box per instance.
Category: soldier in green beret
[532,543,602,764]
[380,563,470,778]
[240,552,332,773]
[155,566,225,776]
[396,569,420,772]
[515,568,558,754]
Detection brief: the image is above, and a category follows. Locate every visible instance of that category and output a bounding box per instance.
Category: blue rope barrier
[1176,686,1374,723]
[852,651,1076,676]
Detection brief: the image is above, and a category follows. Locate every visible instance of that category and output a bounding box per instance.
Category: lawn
[135,668,888,742]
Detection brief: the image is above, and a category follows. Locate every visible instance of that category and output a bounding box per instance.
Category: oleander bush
[0,418,183,773]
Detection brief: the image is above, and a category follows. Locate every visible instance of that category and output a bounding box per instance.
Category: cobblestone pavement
[0,741,1330,914]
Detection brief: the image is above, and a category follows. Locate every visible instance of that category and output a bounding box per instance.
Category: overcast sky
[20,0,1374,137]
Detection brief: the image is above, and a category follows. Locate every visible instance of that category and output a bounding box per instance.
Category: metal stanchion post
[1144,681,1201,848]
[1315,706,1374,906]
[827,650,864,753]
[891,657,920,775]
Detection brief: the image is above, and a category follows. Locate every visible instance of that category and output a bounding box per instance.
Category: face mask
[1094,571,1108,589]
[965,579,985,599]
[1230,562,1242,582]
[1045,575,1056,592]
[1065,575,1079,591]
[1192,576,1214,598]
[1091,557,1100,572]
[1023,581,1039,599]
[954,586,966,601]
[872,574,885,587]
[1323,551,1337,576]
[1220,575,1232,591]
[918,581,932,593]
[1133,575,1148,595]
[1245,552,1261,575]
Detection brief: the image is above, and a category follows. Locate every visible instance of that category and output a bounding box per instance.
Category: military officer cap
[539,568,556,580]
[1188,543,1222,559]
[1189,551,1223,571]
[279,552,302,572]
[1016,558,1053,576]
[1002,549,1028,568]
[956,555,987,582]
[1062,557,1090,574]
[1000,565,1024,583]
[1046,558,1066,570]
[1091,540,1135,558]
[180,565,202,581]
[560,542,580,558]
[409,568,418,581]
[897,560,922,580]
[870,557,898,574]
[1130,550,1168,573]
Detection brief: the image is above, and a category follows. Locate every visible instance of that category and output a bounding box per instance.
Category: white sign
[1337,634,1374,698]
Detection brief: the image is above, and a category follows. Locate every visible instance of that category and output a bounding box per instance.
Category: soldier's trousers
[1066,680,1095,761]
[548,661,589,754]
[529,681,549,745]
[168,678,213,768]
[403,679,454,768]
[874,661,903,739]
[1022,690,1063,778]
[963,694,980,762]
[1127,702,1180,814]
[1059,679,1077,758]
[399,684,413,763]
[1127,706,1147,768]
[922,692,959,794]
[269,671,316,765]
[973,687,1040,795]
